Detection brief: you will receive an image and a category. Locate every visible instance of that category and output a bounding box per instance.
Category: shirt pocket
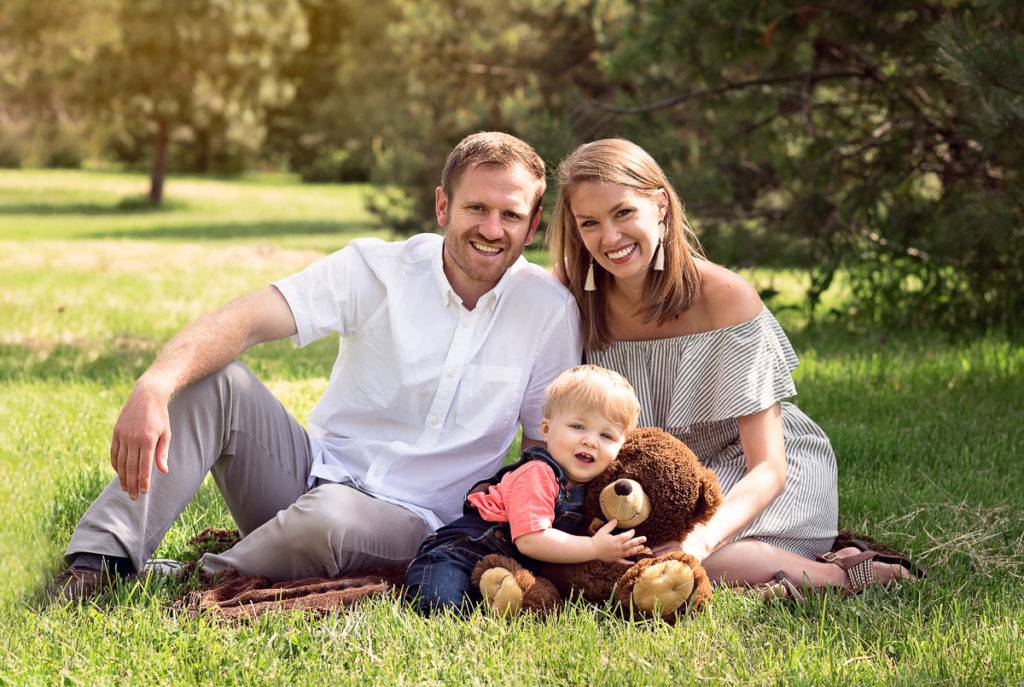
[454,364,522,443]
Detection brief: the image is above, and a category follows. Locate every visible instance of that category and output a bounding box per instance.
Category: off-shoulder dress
[586,306,837,558]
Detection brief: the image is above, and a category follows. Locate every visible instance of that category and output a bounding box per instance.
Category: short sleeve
[503,461,560,540]
[590,307,801,431]
[272,240,387,347]
[665,308,799,427]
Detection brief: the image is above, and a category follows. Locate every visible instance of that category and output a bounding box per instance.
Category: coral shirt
[466,460,560,541]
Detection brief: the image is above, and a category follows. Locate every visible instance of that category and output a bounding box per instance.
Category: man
[54,132,582,600]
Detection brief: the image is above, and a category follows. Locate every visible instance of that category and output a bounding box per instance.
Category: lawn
[1,169,1021,685]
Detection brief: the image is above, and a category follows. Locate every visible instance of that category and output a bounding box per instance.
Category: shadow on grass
[1,338,338,383]
[0,340,158,383]
[0,198,189,215]
[83,219,379,242]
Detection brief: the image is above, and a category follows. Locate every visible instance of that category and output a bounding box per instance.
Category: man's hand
[110,384,172,500]
[591,519,647,565]
[104,285,297,501]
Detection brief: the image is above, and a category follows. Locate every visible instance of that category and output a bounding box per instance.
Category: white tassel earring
[653,221,666,271]
[584,258,596,291]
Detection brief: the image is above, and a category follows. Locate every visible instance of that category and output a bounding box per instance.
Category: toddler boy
[404,364,645,614]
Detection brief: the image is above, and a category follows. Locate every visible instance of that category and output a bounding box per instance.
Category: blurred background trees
[1,0,1020,331]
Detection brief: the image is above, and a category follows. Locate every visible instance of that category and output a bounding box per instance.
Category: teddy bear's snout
[599,478,652,528]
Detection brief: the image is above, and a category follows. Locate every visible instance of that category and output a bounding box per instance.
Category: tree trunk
[197,127,211,174]
[149,120,170,206]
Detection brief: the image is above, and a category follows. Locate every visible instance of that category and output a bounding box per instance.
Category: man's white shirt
[273,233,582,530]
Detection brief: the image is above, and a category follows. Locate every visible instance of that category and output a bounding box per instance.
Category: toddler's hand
[591,519,647,565]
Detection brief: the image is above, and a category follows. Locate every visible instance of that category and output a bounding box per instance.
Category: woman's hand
[650,524,713,561]
[650,538,711,561]
[680,536,712,561]
[649,540,682,557]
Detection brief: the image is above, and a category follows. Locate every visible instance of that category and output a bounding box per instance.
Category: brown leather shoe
[50,568,114,603]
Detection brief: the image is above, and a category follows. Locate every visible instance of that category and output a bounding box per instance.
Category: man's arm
[111,285,297,500]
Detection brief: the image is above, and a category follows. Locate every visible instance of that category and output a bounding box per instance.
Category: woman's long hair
[548,139,704,351]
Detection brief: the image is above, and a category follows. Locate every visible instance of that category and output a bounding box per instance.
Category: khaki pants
[65,362,429,581]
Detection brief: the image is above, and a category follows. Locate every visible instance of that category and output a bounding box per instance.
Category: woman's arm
[515,520,646,565]
[653,404,787,560]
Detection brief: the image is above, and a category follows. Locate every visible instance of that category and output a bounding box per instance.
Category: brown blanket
[176,566,407,620]
[175,528,900,620]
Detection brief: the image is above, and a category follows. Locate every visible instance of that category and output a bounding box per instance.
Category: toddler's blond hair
[542,364,641,433]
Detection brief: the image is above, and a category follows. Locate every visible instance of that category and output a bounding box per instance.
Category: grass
[1,169,1022,685]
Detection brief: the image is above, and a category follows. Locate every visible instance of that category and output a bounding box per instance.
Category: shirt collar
[432,239,519,312]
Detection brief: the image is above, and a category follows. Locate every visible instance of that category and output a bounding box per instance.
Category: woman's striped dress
[586,306,837,559]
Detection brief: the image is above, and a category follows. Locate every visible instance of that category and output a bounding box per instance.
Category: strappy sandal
[816,542,926,593]
[732,571,806,604]
[770,570,806,603]
[845,539,927,580]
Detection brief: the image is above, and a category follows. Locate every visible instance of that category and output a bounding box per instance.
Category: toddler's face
[540,406,628,486]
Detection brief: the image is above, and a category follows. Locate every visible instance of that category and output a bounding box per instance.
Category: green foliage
[0,0,120,167]
[3,0,1021,329]
[338,0,1023,332]
[96,0,310,201]
[1,0,311,199]
[0,135,23,169]
[2,170,1023,683]
[352,0,608,236]
[569,0,1024,333]
[263,0,397,184]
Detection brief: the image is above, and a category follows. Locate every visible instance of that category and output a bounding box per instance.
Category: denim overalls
[404,447,586,614]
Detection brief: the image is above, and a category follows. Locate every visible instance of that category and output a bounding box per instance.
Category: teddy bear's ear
[693,467,724,525]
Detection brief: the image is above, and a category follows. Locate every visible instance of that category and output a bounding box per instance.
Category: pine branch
[584,69,872,116]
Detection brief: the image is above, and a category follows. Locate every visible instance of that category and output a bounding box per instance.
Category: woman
[548,138,922,597]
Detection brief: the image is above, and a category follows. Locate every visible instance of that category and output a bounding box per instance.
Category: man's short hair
[542,364,641,434]
[441,132,546,215]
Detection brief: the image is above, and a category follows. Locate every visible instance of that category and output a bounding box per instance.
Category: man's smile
[471,241,503,255]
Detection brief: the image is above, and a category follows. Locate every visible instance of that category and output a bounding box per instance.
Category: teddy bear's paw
[630,559,696,618]
[478,566,525,614]
[472,554,562,616]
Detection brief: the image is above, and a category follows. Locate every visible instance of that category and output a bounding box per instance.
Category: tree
[263,0,400,184]
[0,0,118,168]
[357,0,610,235]
[88,0,308,204]
[566,0,1023,331]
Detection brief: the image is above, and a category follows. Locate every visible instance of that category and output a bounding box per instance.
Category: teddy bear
[470,427,723,623]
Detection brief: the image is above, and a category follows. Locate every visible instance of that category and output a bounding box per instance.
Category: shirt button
[447,369,455,377]
[462,321,470,329]
[431,418,439,426]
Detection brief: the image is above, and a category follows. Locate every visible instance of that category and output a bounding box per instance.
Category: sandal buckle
[820,551,840,563]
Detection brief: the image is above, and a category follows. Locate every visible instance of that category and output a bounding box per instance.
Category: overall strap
[462,447,573,515]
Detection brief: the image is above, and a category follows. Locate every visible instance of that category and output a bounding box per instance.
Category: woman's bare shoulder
[696,262,762,329]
